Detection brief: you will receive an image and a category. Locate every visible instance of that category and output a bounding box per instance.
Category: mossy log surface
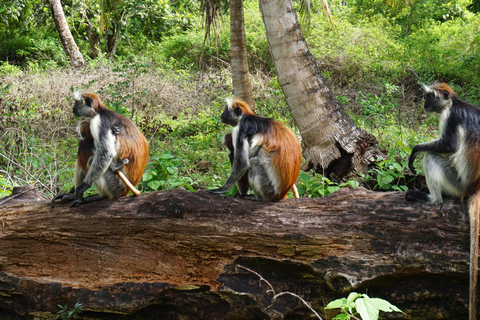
[0,186,474,319]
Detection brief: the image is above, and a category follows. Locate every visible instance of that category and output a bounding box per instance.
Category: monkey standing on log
[209,97,301,201]
[52,92,148,207]
[406,82,480,320]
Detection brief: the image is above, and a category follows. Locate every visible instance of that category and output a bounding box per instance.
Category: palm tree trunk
[230,0,255,107]
[49,0,86,69]
[259,0,383,180]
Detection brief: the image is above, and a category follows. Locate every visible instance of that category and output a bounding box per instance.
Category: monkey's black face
[424,92,450,114]
[73,99,96,118]
[220,105,241,127]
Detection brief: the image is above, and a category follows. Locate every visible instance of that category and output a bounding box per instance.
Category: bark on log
[0,187,474,319]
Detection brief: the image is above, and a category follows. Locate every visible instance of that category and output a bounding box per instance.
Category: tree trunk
[49,0,86,69]
[230,0,256,107]
[85,23,101,59]
[259,0,383,181]
[107,22,121,61]
[0,186,475,319]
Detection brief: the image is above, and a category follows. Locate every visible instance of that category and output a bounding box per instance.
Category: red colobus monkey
[51,121,137,207]
[52,92,148,207]
[209,98,301,201]
[406,82,480,320]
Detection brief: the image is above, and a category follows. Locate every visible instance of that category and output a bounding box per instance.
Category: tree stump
[0,187,473,319]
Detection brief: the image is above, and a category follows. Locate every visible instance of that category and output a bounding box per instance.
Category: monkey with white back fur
[209,97,301,201]
[51,92,148,207]
[51,121,128,207]
[406,82,480,320]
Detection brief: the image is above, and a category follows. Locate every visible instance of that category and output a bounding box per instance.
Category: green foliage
[362,142,412,192]
[0,175,12,198]
[306,7,405,84]
[56,302,83,320]
[152,24,231,70]
[0,61,21,76]
[98,62,150,116]
[358,83,399,116]
[405,15,480,98]
[143,153,194,191]
[0,32,66,67]
[353,0,470,31]
[326,292,402,320]
[297,173,359,198]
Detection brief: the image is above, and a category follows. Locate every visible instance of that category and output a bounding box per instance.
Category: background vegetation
[1,0,479,199]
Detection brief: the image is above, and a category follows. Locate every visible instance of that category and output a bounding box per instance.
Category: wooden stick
[116,171,141,196]
[292,184,299,198]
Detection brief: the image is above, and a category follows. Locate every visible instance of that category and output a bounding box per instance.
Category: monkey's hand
[51,192,75,208]
[112,125,121,136]
[71,182,91,207]
[75,182,92,199]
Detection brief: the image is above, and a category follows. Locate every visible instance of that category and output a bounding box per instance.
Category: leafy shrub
[326,292,402,320]
[0,32,66,68]
[0,61,21,76]
[362,141,413,192]
[142,153,194,191]
[297,172,359,198]
[0,175,12,198]
[56,302,83,320]
[405,15,480,99]
[306,7,405,85]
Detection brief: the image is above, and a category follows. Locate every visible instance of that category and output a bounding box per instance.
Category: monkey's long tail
[469,194,480,320]
[117,171,141,196]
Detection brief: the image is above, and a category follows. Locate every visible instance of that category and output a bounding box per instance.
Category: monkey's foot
[405,190,431,203]
[51,193,76,208]
[71,194,107,207]
[237,194,261,201]
[207,188,228,195]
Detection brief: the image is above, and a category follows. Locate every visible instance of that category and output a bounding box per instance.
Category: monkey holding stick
[52,92,148,207]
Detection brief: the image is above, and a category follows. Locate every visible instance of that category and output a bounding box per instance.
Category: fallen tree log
[0,186,473,319]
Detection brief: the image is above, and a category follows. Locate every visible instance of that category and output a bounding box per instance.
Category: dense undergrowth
[1,0,479,199]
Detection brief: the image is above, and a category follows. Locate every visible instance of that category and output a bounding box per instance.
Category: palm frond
[298,0,333,31]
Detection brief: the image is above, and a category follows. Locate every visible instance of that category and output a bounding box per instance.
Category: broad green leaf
[346,292,361,306]
[392,163,402,172]
[148,180,161,190]
[356,296,379,320]
[160,153,175,159]
[142,172,154,181]
[333,313,349,320]
[347,179,360,188]
[327,186,340,194]
[299,173,311,182]
[325,298,347,309]
[368,298,402,313]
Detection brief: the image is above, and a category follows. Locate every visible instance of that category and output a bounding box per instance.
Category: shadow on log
[0,186,474,319]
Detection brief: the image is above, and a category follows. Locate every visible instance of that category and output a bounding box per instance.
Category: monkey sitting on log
[51,92,148,207]
[51,121,134,207]
[406,82,480,320]
[208,97,301,201]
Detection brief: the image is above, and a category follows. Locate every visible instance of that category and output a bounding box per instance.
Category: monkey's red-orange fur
[431,82,456,96]
[265,122,301,200]
[230,98,301,200]
[231,98,256,116]
[77,121,94,173]
[81,93,148,195]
